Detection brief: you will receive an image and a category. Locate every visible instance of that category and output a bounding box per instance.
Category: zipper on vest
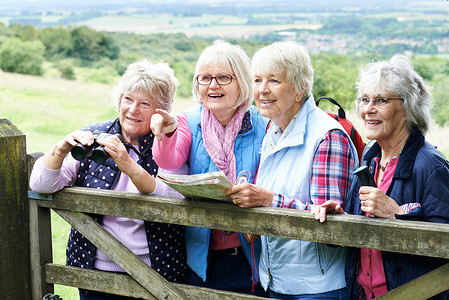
[268,267,273,288]
[316,243,325,275]
[266,238,273,288]
[318,250,324,275]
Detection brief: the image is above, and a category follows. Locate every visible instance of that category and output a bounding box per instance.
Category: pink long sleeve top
[29,150,187,272]
[152,113,192,170]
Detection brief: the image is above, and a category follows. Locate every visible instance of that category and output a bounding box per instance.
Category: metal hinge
[28,191,53,201]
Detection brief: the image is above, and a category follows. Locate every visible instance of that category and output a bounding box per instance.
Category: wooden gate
[2,119,449,299]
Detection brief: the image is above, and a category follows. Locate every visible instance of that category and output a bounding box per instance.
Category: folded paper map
[157,171,233,202]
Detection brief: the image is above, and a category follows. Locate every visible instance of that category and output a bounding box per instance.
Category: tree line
[1,22,448,126]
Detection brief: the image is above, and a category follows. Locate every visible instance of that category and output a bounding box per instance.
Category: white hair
[113,58,178,112]
[355,54,432,134]
[251,41,314,101]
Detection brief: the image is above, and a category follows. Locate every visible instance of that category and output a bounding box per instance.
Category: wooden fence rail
[1,119,448,299]
[28,187,449,299]
[31,186,449,260]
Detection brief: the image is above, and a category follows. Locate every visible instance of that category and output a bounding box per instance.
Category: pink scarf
[201,105,245,184]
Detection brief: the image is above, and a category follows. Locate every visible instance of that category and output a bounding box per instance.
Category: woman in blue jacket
[151,40,269,296]
[314,54,449,299]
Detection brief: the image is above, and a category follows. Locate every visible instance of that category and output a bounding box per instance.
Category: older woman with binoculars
[30,58,188,300]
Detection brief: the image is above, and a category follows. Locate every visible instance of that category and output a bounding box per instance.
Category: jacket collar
[266,96,315,151]
[196,105,254,135]
[364,129,425,179]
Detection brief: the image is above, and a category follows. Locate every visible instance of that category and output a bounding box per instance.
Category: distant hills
[0,0,423,14]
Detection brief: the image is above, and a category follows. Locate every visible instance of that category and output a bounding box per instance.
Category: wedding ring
[114,146,118,152]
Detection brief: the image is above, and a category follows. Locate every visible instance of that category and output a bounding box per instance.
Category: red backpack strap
[266,120,272,133]
[316,96,365,161]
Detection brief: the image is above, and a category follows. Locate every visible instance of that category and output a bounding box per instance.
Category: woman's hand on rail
[150,109,178,141]
[311,201,345,223]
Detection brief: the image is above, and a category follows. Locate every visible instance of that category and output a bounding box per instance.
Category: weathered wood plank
[0,119,31,299]
[29,200,53,299]
[53,209,189,300]
[377,263,449,300]
[45,264,267,300]
[28,152,54,300]
[33,186,449,260]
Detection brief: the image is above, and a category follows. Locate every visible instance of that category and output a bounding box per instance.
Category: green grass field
[0,72,118,299]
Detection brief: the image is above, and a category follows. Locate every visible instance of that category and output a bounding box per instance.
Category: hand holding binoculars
[71,130,123,164]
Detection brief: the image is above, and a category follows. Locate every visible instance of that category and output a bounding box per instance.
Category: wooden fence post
[0,119,31,298]
[28,152,54,299]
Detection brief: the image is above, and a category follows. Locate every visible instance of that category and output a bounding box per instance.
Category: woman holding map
[225,41,358,299]
[151,40,269,296]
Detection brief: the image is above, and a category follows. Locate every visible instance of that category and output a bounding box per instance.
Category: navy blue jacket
[345,130,449,299]
[66,118,187,282]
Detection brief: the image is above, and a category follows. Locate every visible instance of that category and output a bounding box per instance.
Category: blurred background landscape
[1,0,449,150]
[1,0,449,298]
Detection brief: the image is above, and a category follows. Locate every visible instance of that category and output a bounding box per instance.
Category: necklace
[379,155,400,172]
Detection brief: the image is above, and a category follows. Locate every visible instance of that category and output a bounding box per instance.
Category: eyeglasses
[196,74,237,85]
[357,96,403,107]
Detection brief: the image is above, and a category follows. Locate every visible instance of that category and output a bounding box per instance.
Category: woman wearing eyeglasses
[312,54,449,299]
[151,40,269,295]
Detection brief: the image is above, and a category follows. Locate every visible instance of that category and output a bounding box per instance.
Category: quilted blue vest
[184,105,269,281]
[256,98,357,294]
[66,118,187,282]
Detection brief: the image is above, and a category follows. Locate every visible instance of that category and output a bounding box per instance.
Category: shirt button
[367,272,370,277]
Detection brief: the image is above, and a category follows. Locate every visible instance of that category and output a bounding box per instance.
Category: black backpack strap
[350,127,356,143]
[316,96,346,119]
[360,140,376,166]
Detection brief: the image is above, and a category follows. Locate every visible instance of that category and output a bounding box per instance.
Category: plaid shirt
[272,129,355,210]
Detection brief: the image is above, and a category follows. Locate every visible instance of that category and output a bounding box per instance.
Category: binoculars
[71,130,123,164]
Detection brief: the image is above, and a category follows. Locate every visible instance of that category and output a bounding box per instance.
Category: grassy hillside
[0,71,194,153]
[1,71,448,298]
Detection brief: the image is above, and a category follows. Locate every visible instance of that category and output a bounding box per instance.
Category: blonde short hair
[192,40,253,112]
[251,41,314,101]
[113,58,178,112]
